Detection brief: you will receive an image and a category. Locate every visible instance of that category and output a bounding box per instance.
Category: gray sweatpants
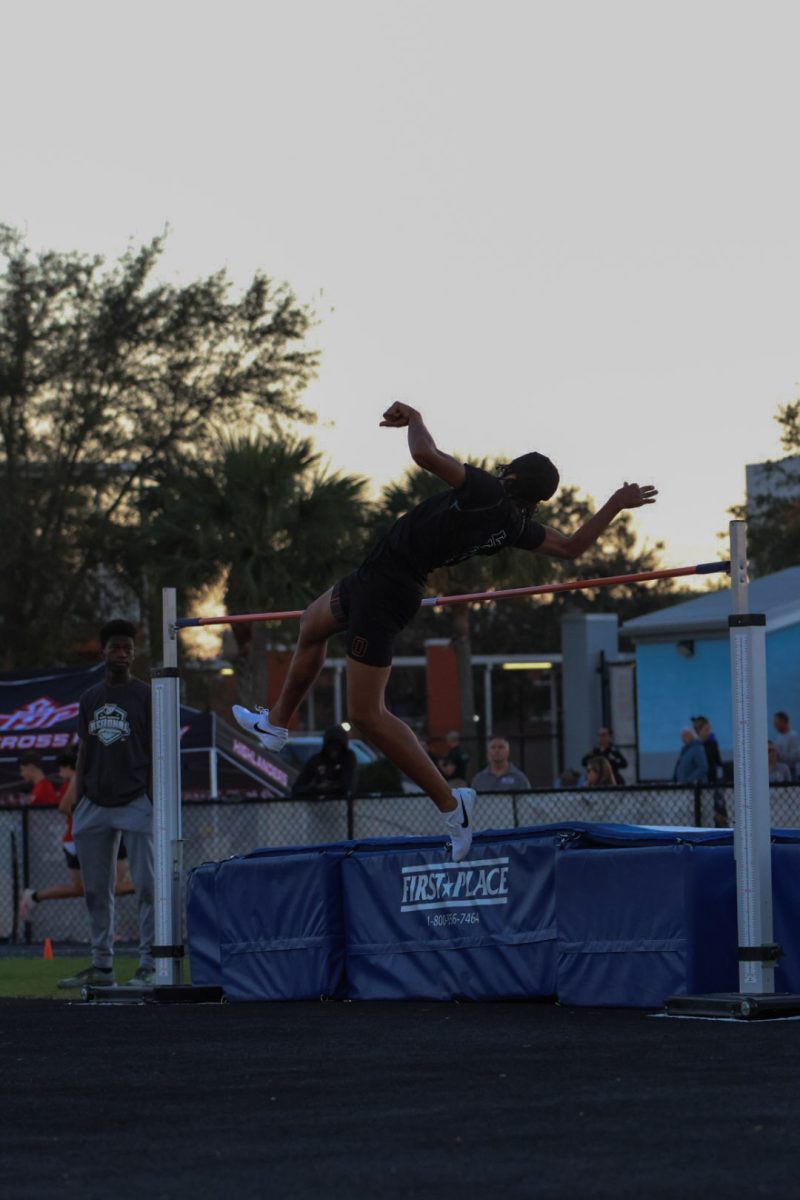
[72,794,154,971]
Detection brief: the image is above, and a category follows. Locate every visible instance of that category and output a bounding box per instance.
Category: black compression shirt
[361,464,546,585]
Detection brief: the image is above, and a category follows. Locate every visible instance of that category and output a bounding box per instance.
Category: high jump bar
[174,560,730,629]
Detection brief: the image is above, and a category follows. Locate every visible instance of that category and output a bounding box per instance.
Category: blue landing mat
[186,823,800,1005]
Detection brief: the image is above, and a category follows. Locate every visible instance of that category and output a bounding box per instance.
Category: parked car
[278,733,405,795]
[278,733,378,773]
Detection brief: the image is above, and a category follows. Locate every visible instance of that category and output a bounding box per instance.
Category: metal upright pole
[729,521,749,615]
[151,587,184,987]
[334,666,344,726]
[483,665,493,737]
[728,520,779,993]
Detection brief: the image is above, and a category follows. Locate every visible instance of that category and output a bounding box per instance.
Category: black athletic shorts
[63,838,128,871]
[330,567,423,668]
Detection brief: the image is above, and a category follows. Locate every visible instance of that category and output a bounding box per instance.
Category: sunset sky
[4,0,799,572]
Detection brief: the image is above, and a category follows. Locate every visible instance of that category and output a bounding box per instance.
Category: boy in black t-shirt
[235,402,657,862]
[57,619,155,992]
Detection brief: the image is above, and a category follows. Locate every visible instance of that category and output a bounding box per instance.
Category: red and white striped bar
[174,560,730,629]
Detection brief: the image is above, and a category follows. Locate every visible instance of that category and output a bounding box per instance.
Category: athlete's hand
[380,401,420,428]
[613,482,658,510]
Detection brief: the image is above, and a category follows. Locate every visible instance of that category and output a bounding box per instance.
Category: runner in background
[17,751,135,922]
[19,751,57,806]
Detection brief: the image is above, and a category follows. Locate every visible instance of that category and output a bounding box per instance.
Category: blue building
[621,568,800,780]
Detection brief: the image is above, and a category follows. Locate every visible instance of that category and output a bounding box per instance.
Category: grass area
[0,955,144,999]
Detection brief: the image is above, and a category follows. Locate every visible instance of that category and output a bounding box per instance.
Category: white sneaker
[231,705,289,753]
[121,966,155,988]
[444,788,476,863]
[18,888,37,922]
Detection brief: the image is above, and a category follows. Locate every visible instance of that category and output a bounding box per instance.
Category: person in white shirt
[768,741,791,784]
[772,712,800,781]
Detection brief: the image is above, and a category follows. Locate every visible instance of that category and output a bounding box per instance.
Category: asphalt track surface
[4,998,799,1200]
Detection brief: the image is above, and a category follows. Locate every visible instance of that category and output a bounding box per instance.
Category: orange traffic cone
[42,937,54,960]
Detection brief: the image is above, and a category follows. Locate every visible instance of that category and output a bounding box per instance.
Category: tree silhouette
[0,227,318,666]
[131,432,367,705]
[734,399,800,577]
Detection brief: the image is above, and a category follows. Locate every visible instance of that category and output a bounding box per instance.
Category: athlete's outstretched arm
[536,481,658,560]
[380,402,466,488]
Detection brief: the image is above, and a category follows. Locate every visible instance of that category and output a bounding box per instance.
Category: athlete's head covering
[498,452,559,507]
[321,724,350,758]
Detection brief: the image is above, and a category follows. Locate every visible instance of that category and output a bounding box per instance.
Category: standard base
[150,984,225,1004]
[81,984,224,1004]
[664,992,800,1020]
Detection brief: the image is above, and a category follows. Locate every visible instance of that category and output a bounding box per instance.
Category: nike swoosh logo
[254,724,271,735]
[460,798,469,828]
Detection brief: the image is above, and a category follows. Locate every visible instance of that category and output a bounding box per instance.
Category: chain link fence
[4,783,800,944]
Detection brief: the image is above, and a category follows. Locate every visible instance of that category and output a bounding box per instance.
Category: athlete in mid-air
[234,402,657,861]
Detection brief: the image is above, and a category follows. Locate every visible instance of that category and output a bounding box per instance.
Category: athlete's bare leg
[31,868,84,902]
[26,861,134,902]
[115,859,135,896]
[269,589,344,728]
[345,658,457,813]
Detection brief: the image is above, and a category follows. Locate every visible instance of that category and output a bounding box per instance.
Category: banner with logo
[0,664,104,758]
[342,832,560,1000]
[0,663,214,756]
[0,665,292,797]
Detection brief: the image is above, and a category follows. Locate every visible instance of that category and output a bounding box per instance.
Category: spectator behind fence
[441,729,471,784]
[471,736,531,792]
[555,768,580,788]
[417,733,441,770]
[439,757,469,789]
[768,741,792,784]
[581,727,627,784]
[582,756,616,787]
[691,714,727,827]
[691,715,723,782]
[772,712,800,780]
[291,725,358,799]
[57,618,155,992]
[673,727,709,785]
[18,751,135,923]
[19,752,58,806]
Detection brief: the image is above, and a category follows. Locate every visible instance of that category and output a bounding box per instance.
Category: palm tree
[132,430,368,705]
